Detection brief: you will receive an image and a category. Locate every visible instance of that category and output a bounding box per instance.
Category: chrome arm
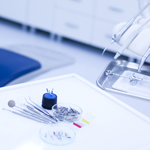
[138,46,150,72]
[102,1,150,55]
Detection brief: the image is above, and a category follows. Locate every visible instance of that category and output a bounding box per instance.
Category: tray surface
[96,60,150,100]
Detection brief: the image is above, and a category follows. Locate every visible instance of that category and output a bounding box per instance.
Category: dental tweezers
[138,46,150,72]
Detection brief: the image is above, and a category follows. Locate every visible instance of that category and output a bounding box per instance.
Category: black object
[42,93,57,109]
[0,48,41,86]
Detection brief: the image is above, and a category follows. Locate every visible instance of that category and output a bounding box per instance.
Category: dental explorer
[114,17,150,59]
[102,1,150,56]
[137,46,150,73]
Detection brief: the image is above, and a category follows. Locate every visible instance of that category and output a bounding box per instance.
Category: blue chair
[0,48,41,87]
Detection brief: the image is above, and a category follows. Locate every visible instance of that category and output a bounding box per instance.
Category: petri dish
[39,125,76,146]
[52,103,82,123]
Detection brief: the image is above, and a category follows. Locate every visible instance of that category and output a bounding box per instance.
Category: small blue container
[42,93,57,109]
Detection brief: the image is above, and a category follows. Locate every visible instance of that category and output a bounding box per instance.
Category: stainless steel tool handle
[3,108,49,124]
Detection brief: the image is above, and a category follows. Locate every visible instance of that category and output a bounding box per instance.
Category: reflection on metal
[96,60,150,100]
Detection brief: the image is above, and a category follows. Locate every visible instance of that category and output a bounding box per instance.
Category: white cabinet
[95,0,138,23]
[0,0,140,57]
[0,0,28,23]
[53,0,95,43]
[53,0,139,53]
[53,9,93,43]
[27,0,53,31]
[55,0,95,15]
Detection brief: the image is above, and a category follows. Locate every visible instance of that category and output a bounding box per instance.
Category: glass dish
[52,103,82,122]
[39,125,76,145]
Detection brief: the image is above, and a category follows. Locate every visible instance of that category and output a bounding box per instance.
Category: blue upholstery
[0,48,41,86]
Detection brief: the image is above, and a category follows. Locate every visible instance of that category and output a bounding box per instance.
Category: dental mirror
[8,100,16,108]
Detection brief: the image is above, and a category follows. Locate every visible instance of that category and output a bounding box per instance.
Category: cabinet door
[0,0,27,23]
[95,0,138,23]
[27,0,53,31]
[55,0,95,15]
[53,9,92,43]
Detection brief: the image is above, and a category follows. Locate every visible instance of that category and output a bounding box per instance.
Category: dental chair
[0,44,74,87]
[0,47,41,87]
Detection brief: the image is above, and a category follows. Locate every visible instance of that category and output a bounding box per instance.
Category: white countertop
[0,74,150,150]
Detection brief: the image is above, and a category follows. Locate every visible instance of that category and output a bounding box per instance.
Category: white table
[0,74,150,150]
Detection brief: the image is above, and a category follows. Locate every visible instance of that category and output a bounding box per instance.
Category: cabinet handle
[69,0,82,2]
[108,6,123,13]
[65,22,79,29]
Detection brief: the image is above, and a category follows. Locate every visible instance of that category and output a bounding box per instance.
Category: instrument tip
[102,40,115,56]
[114,52,121,60]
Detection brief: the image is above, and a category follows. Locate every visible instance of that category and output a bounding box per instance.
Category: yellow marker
[82,119,89,124]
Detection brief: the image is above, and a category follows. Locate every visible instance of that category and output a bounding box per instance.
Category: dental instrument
[102,1,150,55]
[3,108,50,124]
[105,70,143,82]
[114,17,150,59]
[28,97,50,116]
[25,97,58,123]
[8,100,53,123]
[138,46,150,72]
[97,59,150,99]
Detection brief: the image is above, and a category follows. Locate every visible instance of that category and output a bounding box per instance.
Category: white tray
[0,73,150,150]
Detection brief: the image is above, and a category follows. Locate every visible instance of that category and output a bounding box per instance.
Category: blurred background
[0,0,141,86]
[1,0,150,123]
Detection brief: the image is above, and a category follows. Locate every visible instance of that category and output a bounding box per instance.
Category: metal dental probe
[25,98,58,123]
[137,46,150,72]
[28,97,50,116]
[8,100,52,123]
[28,96,58,122]
[22,102,56,123]
[114,17,150,59]
[102,1,150,55]
[2,108,50,124]
[105,69,150,86]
